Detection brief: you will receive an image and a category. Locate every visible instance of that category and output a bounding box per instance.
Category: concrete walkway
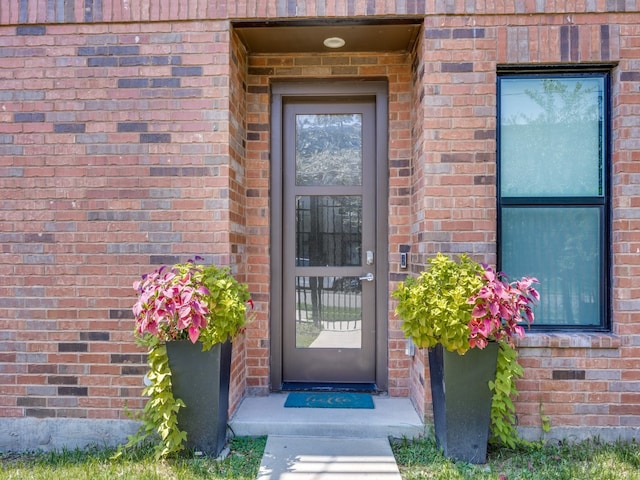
[257,435,402,479]
[229,393,423,479]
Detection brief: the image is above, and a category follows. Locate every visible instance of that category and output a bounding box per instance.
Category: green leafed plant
[392,253,540,447]
[117,337,187,459]
[489,342,525,448]
[133,257,251,347]
[392,253,484,354]
[116,257,252,458]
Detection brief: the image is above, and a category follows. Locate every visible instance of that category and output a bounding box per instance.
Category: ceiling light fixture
[323,36,346,49]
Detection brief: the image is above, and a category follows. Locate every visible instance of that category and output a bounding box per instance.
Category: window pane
[295,276,362,349]
[500,77,605,197]
[501,207,601,326]
[296,114,363,186]
[296,196,362,267]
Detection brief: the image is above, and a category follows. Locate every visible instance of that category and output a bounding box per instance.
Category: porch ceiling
[233,19,422,54]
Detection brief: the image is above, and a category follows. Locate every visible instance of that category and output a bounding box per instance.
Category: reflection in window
[500,77,605,197]
[502,207,601,326]
[296,196,362,267]
[295,276,362,349]
[295,114,363,186]
[498,73,608,330]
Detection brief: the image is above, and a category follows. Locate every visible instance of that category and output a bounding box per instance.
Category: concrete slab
[258,435,402,480]
[309,329,360,348]
[0,417,140,452]
[229,393,424,439]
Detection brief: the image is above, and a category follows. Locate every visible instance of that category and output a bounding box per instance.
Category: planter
[166,339,232,457]
[428,342,499,464]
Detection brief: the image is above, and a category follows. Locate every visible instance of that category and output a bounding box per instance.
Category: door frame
[269,80,389,392]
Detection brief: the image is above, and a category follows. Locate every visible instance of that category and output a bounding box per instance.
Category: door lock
[366,250,374,265]
[359,273,375,282]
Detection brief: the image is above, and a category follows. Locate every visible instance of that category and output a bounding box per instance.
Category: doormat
[282,382,377,393]
[284,392,375,409]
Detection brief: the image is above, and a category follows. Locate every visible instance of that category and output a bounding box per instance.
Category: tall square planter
[428,342,499,464]
[166,340,232,457]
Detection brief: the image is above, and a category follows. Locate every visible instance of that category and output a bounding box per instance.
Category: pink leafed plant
[133,258,251,350]
[467,266,540,349]
[133,263,211,344]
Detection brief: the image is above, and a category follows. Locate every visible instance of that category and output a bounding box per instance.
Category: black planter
[165,340,232,457]
[428,342,499,464]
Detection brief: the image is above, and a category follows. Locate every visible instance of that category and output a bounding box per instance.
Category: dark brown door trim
[270,80,389,391]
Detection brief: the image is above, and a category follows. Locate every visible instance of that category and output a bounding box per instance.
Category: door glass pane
[295,114,363,186]
[296,196,362,267]
[295,276,362,349]
[502,207,601,326]
[500,77,605,197]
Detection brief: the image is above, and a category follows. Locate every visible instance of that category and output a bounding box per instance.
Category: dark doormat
[281,382,377,393]
[284,392,375,409]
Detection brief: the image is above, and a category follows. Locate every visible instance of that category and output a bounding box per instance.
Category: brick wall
[407,27,429,420]
[2,0,637,24]
[227,28,250,413]
[609,17,640,436]
[242,50,415,396]
[413,14,640,438]
[1,0,640,448]
[0,20,239,425]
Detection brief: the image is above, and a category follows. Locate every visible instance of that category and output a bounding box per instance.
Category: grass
[2,435,639,479]
[295,321,322,347]
[391,436,640,480]
[297,305,362,322]
[0,436,266,480]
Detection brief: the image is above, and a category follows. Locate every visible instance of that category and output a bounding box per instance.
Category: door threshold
[281,382,378,393]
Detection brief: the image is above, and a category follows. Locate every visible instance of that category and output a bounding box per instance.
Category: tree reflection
[500,77,605,326]
[295,114,362,186]
[501,78,604,197]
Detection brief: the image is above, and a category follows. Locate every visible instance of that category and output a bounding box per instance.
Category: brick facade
[1,0,639,449]
[242,50,414,397]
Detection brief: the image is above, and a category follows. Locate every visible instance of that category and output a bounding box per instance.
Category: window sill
[516,332,620,349]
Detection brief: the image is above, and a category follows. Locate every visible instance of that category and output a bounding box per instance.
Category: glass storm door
[282,100,377,384]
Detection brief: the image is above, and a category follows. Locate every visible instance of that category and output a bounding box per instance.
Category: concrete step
[257,435,402,479]
[229,393,424,439]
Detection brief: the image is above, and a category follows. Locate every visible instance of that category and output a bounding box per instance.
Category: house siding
[1,0,640,449]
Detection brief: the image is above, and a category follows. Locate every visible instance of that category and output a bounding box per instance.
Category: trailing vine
[116,336,187,459]
[113,259,252,459]
[393,254,540,451]
[489,341,525,448]
[539,399,552,434]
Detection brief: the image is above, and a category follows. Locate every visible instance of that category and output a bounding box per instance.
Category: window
[498,71,609,330]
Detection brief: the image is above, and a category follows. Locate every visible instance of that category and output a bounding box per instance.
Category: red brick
[0,4,639,435]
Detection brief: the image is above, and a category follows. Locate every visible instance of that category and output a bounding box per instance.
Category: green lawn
[0,436,266,480]
[2,436,639,480]
[392,436,640,480]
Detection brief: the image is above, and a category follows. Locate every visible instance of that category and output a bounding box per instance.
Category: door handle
[359,273,374,282]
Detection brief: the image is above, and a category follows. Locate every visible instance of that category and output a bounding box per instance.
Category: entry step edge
[229,393,425,439]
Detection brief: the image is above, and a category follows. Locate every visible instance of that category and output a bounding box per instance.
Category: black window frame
[497,66,612,332]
